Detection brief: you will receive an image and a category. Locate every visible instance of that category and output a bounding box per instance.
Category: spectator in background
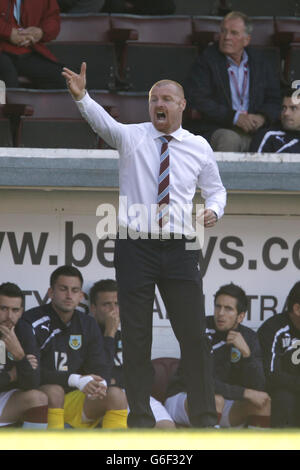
[165,283,271,428]
[57,0,105,13]
[89,279,175,428]
[250,88,300,153]
[0,0,66,89]
[184,11,281,152]
[0,282,48,429]
[258,281,300,427]
[101,0,175,15]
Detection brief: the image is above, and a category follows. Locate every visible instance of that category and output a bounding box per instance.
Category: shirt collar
[150,123,185,142]
[226,49,248,68]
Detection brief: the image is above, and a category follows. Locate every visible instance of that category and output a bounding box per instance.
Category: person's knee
[21,389,48,409]
[40,384,65,408]
[215,394,225,414]
[211,128,243,152]
[106,386,128,410]
[155,419,176,429]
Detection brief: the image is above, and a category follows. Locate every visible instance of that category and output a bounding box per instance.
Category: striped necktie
[157,135,172,228]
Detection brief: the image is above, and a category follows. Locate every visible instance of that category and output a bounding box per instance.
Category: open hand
[62,62,87,101]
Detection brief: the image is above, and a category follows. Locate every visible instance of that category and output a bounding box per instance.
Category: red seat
[248,17,275,47]
[284,45,300,84]
[274,16,300,45]
[91,90,149,124]
[192,16,222,48]
[109,15,197,91]
[110,14,194,45]
[47,14,119,90]
[151,357,179,403]
[6,89,100,148]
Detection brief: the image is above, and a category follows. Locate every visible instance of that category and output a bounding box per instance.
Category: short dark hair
[0,282,24,307]
[89,279,117,305]
[50,265,83,288]
[287,281,300,312]
[282,87,296,99]
[214,283,248,314]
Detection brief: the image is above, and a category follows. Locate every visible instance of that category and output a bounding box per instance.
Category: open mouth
[156,111,166,121]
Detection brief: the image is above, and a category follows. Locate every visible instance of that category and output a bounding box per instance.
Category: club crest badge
[69,335,82,350]
[231,347,241,363]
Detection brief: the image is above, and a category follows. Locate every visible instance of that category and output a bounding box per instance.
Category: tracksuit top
[258,311,300,394]
[167,316,266,401]
[23,303,110,392]
[0,318,40,392]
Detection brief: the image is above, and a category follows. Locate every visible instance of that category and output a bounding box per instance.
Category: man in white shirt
[62,62,227,428]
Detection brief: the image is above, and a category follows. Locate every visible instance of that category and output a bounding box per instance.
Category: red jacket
[0,0,60,62]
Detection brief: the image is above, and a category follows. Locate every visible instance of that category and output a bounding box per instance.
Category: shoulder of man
[22,303,51,323]
[201,42,222,60]
[257,312,289,336]
[74,310,102,334]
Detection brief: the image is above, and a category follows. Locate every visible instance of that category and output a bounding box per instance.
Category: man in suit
[184,11,281,152]
[0,0,66,88]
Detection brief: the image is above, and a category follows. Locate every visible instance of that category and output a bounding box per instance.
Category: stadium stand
[110,14,198,91]
[46,13,120,90]
[174,0,219,16]
[5,88,116,148]
[227,0,300,17]
[284,45,300,84]
[91,90,149,123]
[2,11,299,148]
[0,106,13,147]
[274,17,300,83]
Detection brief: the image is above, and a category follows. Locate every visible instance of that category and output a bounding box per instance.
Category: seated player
[250,88,300,153]
[89,279,175,429]
[23,266,127,429]
[165,283,270,428]
[0,282,48,428]
[258,281,300,427]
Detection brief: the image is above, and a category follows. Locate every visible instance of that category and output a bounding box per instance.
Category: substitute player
[0,282,48,428]
[89,278,175,428]
[258,281,300,427]
[165,283,271,428]
[23,265,127,429]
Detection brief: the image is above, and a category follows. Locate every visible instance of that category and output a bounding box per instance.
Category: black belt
[117,228,196,242]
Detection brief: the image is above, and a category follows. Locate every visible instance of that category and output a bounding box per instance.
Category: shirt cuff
[233,110,241,125]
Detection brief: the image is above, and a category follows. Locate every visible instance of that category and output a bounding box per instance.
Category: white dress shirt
[76,92,226,236]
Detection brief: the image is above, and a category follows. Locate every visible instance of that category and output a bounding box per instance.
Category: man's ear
[90,303,96,317]
[293,303,300,316]
[47,287,53,300]
[181,98,187,111]
[237,311,246,324]
[243,34,251,48]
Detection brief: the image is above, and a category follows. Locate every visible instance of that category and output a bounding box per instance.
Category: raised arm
[62,62,87,101]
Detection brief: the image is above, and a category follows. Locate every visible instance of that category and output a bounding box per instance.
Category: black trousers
[114,236,217,428]
[0,51,66,89]
[271,389,300,427]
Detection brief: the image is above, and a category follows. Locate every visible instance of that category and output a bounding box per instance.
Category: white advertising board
[0,213,299,357]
